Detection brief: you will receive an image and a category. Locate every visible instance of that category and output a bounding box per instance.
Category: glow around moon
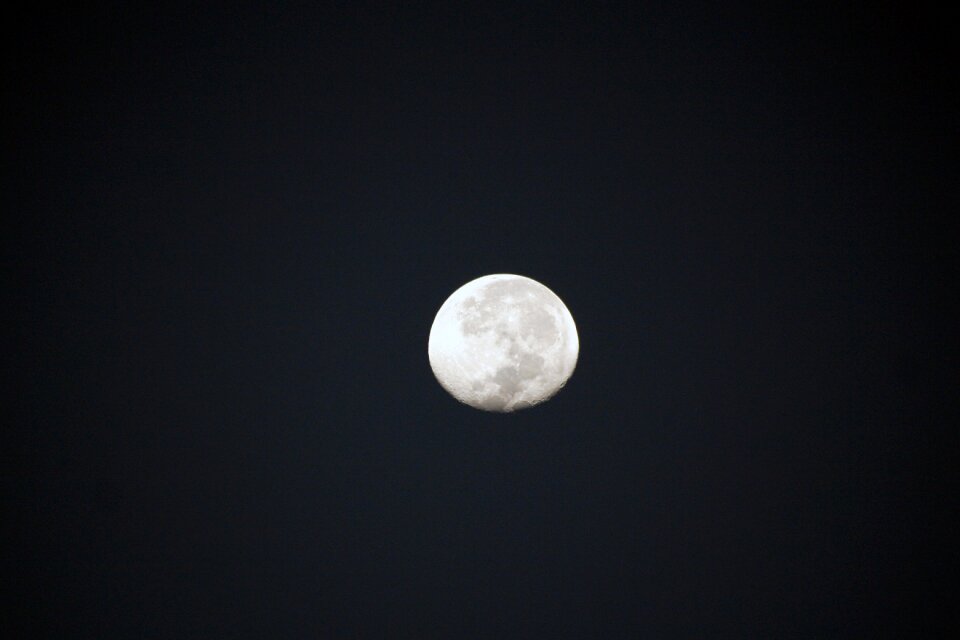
[428,274,579,412]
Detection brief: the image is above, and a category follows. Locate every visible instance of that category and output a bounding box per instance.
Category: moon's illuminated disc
[428,274,579,412]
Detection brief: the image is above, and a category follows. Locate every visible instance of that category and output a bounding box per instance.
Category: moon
[428,274,579,412]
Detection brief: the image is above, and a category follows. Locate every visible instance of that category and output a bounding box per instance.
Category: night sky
[4,2,955,637]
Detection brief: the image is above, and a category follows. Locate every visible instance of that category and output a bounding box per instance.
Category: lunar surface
[428,274,579,412]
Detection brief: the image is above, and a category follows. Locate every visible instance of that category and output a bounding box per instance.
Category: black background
[4,2,955,637]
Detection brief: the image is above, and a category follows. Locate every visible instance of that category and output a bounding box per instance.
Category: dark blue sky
[4,2,954,637]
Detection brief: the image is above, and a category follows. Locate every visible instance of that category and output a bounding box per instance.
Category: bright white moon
[428,274,579,412]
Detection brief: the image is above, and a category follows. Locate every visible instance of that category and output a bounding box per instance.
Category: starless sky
[3,2,955,637]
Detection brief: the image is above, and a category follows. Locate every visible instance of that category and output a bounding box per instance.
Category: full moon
[428,274,579,412]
